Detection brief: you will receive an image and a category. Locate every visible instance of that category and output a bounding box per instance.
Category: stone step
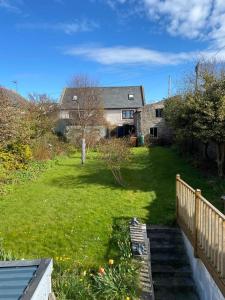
[147,226,181,234]
[154,290,200,300]
[150,244,185,255]
[148,226,200,300]
[151,253,188,265]
[153,275,195,288]
[149,234,183,243]
[151,263,192,275]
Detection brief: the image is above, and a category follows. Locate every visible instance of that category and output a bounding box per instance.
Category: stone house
[134,100,172,144]
[58,86,145,138]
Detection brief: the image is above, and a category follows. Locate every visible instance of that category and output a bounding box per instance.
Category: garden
[1,80,225,299]
[1,145,225,298]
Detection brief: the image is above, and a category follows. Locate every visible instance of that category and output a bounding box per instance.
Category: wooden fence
[176,174,225,297]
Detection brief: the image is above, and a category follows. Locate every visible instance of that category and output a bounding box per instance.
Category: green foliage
[92,261,139,300]
[53,268,94,300]
[0,149,23,170]
[164,71,225,176]
[7,144,33,163]
[53,219,140,300]
[0,239,16,261]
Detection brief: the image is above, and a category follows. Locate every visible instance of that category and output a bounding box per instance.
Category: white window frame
[128,94,134,100]
[122,109,134,119]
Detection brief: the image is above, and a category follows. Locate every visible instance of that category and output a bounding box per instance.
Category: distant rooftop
[60,86,145,109]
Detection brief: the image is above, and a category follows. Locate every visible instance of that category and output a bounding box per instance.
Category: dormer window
[72,95,78,101]
[128,94,134,100]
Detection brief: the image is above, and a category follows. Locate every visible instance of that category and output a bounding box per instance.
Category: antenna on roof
[12,80,18,92]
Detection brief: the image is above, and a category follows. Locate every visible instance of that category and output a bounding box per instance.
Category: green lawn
[0,147,224,267]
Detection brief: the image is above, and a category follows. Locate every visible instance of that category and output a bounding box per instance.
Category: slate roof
[0,259,51,300]
[60,86,145,110]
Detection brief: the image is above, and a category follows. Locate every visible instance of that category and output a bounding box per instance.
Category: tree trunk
[202,142,209,160]
[216,142,225,177]
[81,137,86,165]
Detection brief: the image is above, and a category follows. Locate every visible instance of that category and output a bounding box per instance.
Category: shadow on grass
[49,147,224,225]
[48,147,181,225]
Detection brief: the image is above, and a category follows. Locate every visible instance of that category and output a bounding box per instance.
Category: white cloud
[17,19,99,34]
[106,0,225,49]
[0,0,22,12]
[64,45,225,66]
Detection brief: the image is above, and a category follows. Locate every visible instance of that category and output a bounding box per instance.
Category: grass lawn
[0,146,224,267]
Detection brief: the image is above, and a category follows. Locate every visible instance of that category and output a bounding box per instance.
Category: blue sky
[1,0,225,103]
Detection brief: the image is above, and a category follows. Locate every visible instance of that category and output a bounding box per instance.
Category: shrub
[31,133,69,161]
[0,149,23,170]
[7,144,33,163]
[99,138,131,186]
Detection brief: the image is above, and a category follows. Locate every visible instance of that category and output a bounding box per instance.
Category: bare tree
[99,138,131,186]
[27,93,58,139]
[69,75,104,164]
[0,87,21,147]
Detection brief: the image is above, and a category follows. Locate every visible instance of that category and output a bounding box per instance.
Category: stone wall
[134,101,172,144]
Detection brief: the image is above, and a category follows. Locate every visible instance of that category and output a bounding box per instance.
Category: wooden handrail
[199,194,225,221]
[176,175,225,297]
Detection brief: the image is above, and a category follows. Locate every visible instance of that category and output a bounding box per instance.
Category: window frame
[122,109,134,119]
[128,94,134,100]
[155,108,163,118]
[150,127,158,138]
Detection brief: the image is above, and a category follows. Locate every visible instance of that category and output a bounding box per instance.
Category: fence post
[194,189,201,257]
[176,174,180,220]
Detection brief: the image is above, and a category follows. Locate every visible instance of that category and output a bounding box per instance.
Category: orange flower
[98,267,105,275]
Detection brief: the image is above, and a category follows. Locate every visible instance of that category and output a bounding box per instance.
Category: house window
[128,94,134,100]
[150,127,158,138]
[155,108,163,118]
[122,110,134,119]
[72,95,78,101]
[61,111,69,119]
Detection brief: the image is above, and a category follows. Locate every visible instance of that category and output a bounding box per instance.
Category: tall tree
[70,75,104,164]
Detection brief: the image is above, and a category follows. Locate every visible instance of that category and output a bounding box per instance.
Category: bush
[99,138,131,186]
[0,149,23,170]
[31,134,68,161]
[7,144,32,163]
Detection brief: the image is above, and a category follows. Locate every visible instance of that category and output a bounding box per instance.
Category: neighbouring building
[58,86,145,138]
[134,100,172,144]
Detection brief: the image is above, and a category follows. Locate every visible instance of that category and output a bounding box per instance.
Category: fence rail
[176,174,225,296]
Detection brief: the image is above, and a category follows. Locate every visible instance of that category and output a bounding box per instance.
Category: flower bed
[53,219,141,300]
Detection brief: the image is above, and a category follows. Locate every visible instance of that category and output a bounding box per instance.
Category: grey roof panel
[60,86,145,109]
[0,266,37,300]
[0,259,51,300]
